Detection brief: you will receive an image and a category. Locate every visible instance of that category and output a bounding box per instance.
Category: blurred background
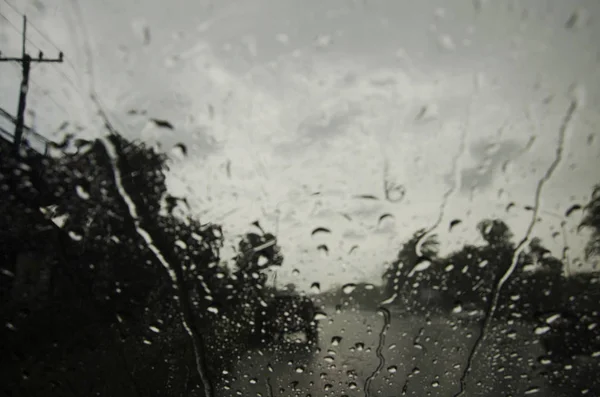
[1,1,599,396]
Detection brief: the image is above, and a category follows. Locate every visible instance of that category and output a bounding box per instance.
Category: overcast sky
[1,0,599,290]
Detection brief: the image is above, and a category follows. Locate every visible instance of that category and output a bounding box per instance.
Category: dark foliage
[0,133,290,396]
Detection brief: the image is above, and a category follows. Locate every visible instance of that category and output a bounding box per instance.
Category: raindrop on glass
[534,325,550,335]
[342,284,357,294]
[314,312,328,321]
[311,282,321,294]
[525,386,541,395]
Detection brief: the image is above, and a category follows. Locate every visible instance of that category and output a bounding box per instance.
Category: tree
[580,184,600,261]
[382,229,439,301]
[0,132,235,396]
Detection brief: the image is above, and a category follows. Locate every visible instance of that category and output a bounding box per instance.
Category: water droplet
[315,35,332,48]
[323,383,333,391]
[525,386,540,394]
[385,183,406,202]
[131,18,151,45]
[565,204,582,217]
[292,269,300,276]
[349,382,357,389]
[324,356,335,363]
[75,185,90,200]
[331,336,342,346]
[534,325,550,335]
[449,219,462,231]
[342,284,356,294]
[565,10,582,30]
[380,292,397,305]
[249,378,257,384]
[431,380,440,388]
[452,303,463,314]
[355,342,364,351]
[538,356,552,365]
[311,282,321,294]
[387,365,397,374]
[438,34,455,50]
[295,366,305,373]
[149,325,161,333]
[311,227,331,236]
[408,259,432,276]
[68,231,83,241]
[378,213,394,226]
[207,306,219,314]
[545,314,561,324]
[257,255,268,267]
[314,312,328,321]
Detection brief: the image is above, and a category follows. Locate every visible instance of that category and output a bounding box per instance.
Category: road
[217,306,556,397]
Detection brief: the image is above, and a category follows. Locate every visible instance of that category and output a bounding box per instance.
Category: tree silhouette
[382,229,439,302]
[0,132,243,396]
[381,214,599,395]
[580,184,600,261]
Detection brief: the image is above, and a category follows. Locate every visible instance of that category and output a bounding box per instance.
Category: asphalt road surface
[216,306,558,397]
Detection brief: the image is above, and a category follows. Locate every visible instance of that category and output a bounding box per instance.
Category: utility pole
[0,15,63,154]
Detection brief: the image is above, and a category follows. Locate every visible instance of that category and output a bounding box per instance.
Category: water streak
[266,377,274,397]
[364,307,391,396]
[100,136,213,397]
[454,99,577,397]
[415,77,476,257]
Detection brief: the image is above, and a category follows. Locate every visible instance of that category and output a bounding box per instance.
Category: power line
[1,15,64,153]
[0,9,22,34]
[31,60,81,90]
[0,10,41,52]
[5,0,60,51]
[1,0,20,15]
[2,1,85,118]
[5,43,75,119]
[6,0,128,139]
[6,58,20,73]
[3,37,68,115]
[27,78,72,117]
[2,1,77,72]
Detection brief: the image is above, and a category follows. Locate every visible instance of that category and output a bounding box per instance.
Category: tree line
[1,131,598,396]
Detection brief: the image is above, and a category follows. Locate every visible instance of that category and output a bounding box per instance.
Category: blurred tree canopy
[580,184,600,261]
[0,133,283,396]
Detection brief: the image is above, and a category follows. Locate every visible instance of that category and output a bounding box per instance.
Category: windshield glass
[1,1,599,396]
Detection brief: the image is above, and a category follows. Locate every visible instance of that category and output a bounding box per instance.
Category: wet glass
[1,0,599,396]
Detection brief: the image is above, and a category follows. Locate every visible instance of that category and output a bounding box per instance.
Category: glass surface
[1,1,599,396]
